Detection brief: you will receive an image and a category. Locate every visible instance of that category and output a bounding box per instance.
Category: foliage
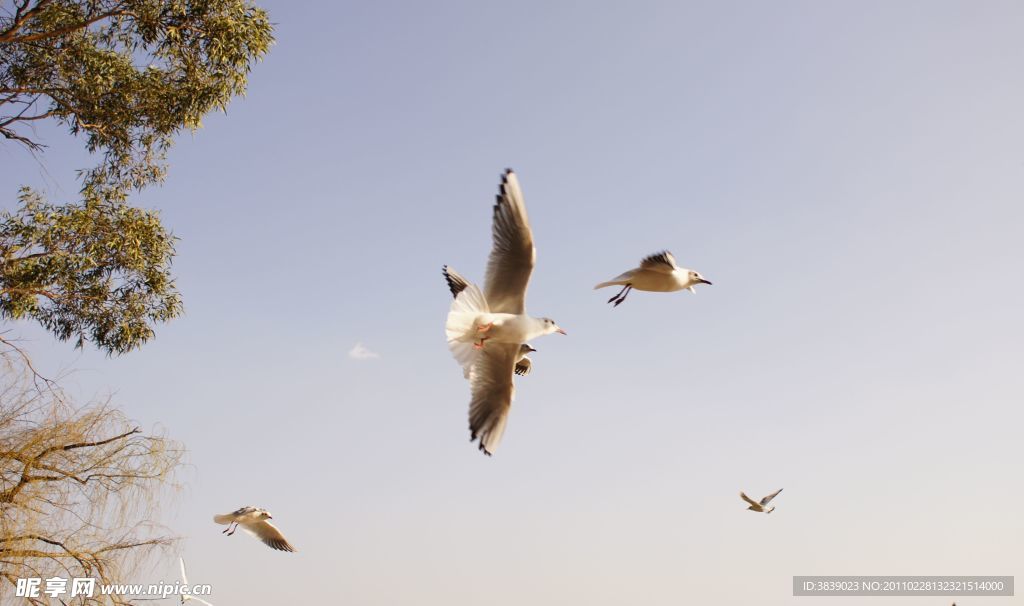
[0,0,275,194]
[0,187,181,354]
[0,0,273,352]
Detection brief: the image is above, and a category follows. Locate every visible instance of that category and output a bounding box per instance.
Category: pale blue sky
[2,1,1022,604]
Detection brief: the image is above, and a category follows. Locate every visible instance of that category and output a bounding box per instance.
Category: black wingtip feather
[641,250,676,268]
[443,265,471,298]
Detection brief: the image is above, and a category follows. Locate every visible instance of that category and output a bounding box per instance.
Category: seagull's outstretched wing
[179,558,215,605]
[483,169,535,314]
[443,265,471,299]
[514,356,532,376]
[740,491,760,507]
[213,506,255,525]
[468,343,518,455]
[760,488,783,506]
[241,519,297,552]
[640,250,678,273]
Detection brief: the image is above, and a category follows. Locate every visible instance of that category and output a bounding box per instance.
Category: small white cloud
[348,342,380,360]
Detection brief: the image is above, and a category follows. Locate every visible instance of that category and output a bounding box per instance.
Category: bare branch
[0,125,45,151]
[0,353,183,603]
[0,109,53,127]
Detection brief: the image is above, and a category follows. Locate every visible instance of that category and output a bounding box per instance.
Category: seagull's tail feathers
[449,342,477,379]
[446,283,490,376]
[213,513,233,525]
[594,270,633,289]
[446,283,489,341]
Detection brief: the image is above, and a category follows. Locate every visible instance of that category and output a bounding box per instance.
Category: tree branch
[0,0,53,42]
[0,109,53,128]
[0,125,44,151]
[1,7,129,44]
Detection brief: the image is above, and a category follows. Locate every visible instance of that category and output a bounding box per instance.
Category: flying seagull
[740,489,783,513]
[513,344,536,376]
[443,265,536,377]
[444,169,566,455]
[213,506,296,552]
[595,250,711,306]
[178,558,215,606]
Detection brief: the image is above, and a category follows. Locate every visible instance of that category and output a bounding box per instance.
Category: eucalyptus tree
[0,0,274,353]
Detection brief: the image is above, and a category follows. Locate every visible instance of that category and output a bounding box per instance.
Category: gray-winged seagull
[444,169,566,455]
[214,506,296,552]
[595,250,711,306]
[740,489,783,513]
[443,265,536,377]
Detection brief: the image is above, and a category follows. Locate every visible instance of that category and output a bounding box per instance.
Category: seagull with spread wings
[213,506,296,552]
[444,169,566,455]
[443,265,537,377]
[595,250,711,307]
[740,489,783,513]
[178,558,216,605]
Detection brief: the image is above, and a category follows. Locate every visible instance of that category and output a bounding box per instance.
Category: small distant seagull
[213,506,296,552]
[348,342,380,360]
[740,489,783,513]
[443,265,536,377]
[595,250,711,306]
[178,558,215,605]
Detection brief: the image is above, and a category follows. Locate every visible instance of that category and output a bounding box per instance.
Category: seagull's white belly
[487,313,532,343]
[629,270,685,292]
[450,312,524,343]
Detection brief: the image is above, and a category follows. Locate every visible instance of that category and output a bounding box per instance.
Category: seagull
[513,344,536,376]
[213,506,296,552]
[444,169,566,455]
[178,558,215,605]
[594,250,711,306]
[740,488,783,513]
[443,265,536,377]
